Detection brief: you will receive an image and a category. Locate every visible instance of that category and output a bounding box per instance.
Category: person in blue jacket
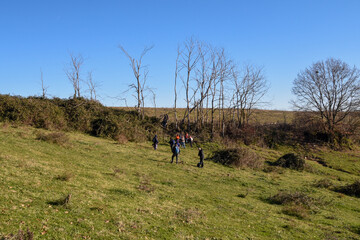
[171,144,180,164]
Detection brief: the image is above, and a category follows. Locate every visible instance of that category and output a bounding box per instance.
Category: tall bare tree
[232,64,268,127]
[174,46,182,129]
[119,45,153,119]
[180,37,200,130]
[65,53,84,99]
[292,58,360,134]
[194,43,222,128]
[217,48,234,136]
[40,69,48,98]
[86,71,100,101]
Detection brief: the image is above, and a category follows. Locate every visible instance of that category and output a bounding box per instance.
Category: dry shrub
[210,147,263,169]
[0,229,34,240]
[268,191,318,210]
[113,167,124,176]
[335,180,360,197]
[55,172,73,181]
[262,165,285,174]
[115,134,128,144]
[313,178,333,189]
[36,132,69,145]
[282,205,309,219]
[175,208,202,224]
[47,194,72,206]
[272,153,305,171]
[137,176,155,193]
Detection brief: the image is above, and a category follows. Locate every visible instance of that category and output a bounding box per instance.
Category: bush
[272,153,305,171]
[114,134,128,144]
[91,114,120,139]
[268,191,315,207]
[210,147,263,169]
[175,208,202,224]
[0,95,164,143]
[0,229,34,240]
[313,178,333,189]
[282,205,309,219]
[267,190,323,217]
[36,132,69,145]
[47,194,72,206]
[335,180,360,197]
[54,172,73,181]
[137,176,155,193]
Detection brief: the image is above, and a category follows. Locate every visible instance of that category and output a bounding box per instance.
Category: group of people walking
[152,133,204,168]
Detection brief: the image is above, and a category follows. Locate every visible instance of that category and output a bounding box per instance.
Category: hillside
[1,124,360,239]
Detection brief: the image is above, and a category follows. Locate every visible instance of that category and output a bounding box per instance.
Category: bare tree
[65,53,84,99]
[232,64,268,127]
[194,43,222,128]
[174,46,182,129]
[40,69,48,98]
[119,45,153,119]
[292,58,360,135]
[217,48,234,137]
[149,88,157,118]
[180,37,200,130]
[86,71,100,101]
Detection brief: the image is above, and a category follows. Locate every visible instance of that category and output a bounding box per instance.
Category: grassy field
[116,107,296,125]
[1,124,360,239]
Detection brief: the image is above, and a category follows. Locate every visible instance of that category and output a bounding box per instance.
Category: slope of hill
[0,124,360,239]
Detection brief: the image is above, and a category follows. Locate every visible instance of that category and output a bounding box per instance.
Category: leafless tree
[174,46,182,129]
[292,58,360,135]
[232,64,268,127]
[65,53,84,99]
[40,69,48,98]
[180,43,219,131]
[119,45,154,119]
[180,37,200,130]
[217,48,234,137]
[194,43,222,129]
[86,71,100,101]
[149,88,157,118]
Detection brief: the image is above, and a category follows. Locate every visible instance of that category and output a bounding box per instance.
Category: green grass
[1,124,360,239]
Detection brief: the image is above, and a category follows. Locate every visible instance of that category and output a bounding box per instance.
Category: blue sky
[1,0,359,110]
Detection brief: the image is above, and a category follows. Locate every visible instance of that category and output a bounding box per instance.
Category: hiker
[197,147,204,168]
[161,114,168,128]
[189,135,193,147]
[169,138,175,149]
[171,144,180,164]
[185,133,189,143]
[180,135,186,148]
[176,137,180,147]
[152,135,159,150]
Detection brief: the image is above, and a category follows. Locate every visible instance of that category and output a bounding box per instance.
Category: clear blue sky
[1,0,359,110]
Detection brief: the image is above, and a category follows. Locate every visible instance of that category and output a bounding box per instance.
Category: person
[197,147,204,168]
[185,133,189,143]
[152,135,159,150]
[180,135,186,148]
[189,135,193,147]
[171,144,180,164]
[169,137,175,150]
[176,137,180,148]
[161,114,169,128]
